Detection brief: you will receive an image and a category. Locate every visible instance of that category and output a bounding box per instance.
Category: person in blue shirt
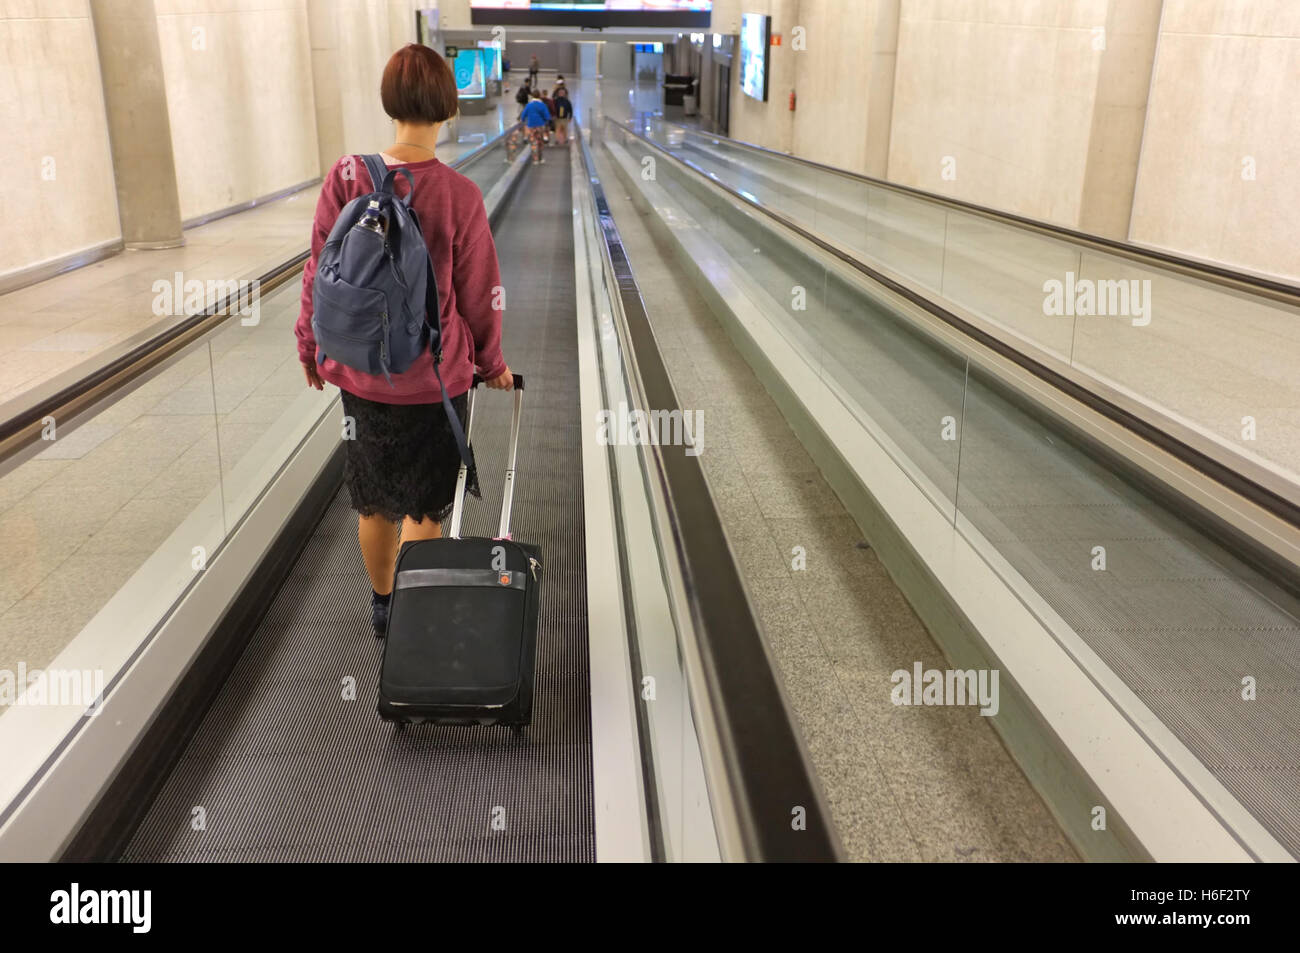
[521,90,551,164]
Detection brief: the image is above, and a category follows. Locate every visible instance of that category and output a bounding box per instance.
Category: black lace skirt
[339,389,470,524]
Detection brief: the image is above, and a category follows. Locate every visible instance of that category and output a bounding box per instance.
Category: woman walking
[296,44,513,635]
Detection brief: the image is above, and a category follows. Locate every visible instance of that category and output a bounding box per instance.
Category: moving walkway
[595,116,1300,861]
[4,108,1297,863]
[0,125,837,863]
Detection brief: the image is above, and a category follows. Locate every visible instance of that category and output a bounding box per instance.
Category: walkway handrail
[641,114,1300,305]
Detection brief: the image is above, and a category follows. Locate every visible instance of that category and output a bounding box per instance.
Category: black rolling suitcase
[378,375,542,727]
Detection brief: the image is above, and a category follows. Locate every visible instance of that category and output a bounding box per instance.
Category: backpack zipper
[387,251,407,288]
[387,251,425,332]
[528,556,541,580]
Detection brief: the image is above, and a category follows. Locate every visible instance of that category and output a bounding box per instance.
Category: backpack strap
[384,168,415,205]
[421,236,478,496]
[433,345,479,499]
[360,154,388,193]
[359,153,475,492]
[362,154,415,205]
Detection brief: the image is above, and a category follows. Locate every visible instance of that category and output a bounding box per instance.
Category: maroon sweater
[295,155,507,403]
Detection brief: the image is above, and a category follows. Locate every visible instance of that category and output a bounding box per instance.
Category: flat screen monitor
[453,48,486,99]
[469,1,711,29]
[739,12,770,102]
[477,43,503,81]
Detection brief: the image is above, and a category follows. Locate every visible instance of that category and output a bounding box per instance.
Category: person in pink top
[295,43,514,635]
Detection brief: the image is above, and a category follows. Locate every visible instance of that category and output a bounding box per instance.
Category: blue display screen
[453,49,486,98]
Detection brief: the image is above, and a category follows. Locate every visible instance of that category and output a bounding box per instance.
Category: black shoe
[371,590,391,638]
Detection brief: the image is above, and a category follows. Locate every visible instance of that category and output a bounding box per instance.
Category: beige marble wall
[309,0,414,175]
[710,0,742,33]
[155,0,320,222]
[888,0,1108,226]
[1129,0,1300,281]
[437,0,469,31]
[788,0,875,172]
[0,0,121,283]
[387,0,419,49]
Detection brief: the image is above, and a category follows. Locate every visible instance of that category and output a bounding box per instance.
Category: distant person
[520,88,551,164]
[552,87,573,145]
[540,89,556,140]
[296,43,512,635]
[528,55,539,87]
[514,79,530,118]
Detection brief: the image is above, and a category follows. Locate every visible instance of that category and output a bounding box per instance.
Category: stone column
[307,0,344,179]
[89,0,184,249]
[1078,0,1164,238]
[865,0,900,179]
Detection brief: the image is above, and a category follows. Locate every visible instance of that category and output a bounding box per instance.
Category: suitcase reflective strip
[395,568,528,591]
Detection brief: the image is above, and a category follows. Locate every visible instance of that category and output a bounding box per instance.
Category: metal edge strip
[568,126,655,862]
[394,568,526,590]
[0,238,125,297]
[580,125,843,862]
[180,177,322,231]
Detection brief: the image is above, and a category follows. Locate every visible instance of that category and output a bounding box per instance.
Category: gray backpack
[312,154,474,481]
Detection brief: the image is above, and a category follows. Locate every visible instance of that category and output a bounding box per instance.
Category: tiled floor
[591,143,1079,862]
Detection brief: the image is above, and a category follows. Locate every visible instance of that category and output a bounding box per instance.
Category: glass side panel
[609,115,1300,856]
[956,366,1300,857]
[626,116,1300,501]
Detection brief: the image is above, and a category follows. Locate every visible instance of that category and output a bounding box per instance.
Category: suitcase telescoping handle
[447,373,525,540]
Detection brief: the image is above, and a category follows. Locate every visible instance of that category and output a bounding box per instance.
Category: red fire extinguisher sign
[789,90,796,111]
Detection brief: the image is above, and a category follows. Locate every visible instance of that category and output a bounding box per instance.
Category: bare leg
[358,513,401,595]
[401,515,442,544]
